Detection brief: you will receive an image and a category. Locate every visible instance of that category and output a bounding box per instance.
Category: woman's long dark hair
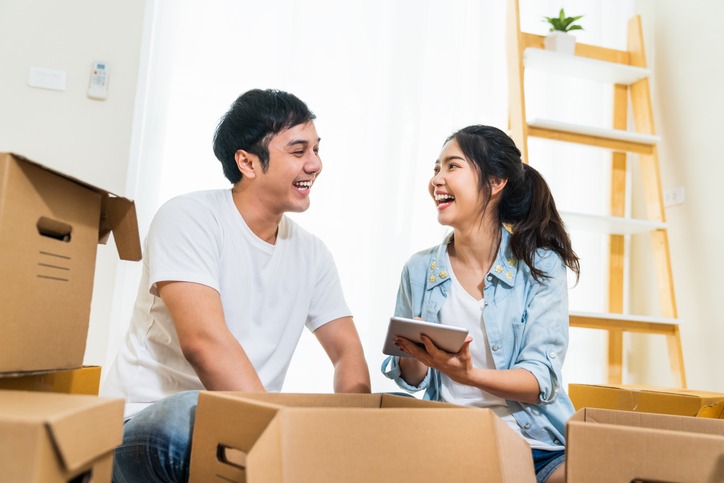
[448,125,580,282]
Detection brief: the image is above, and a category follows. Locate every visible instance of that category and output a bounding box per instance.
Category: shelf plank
[524,48,650,85]
[527,118,660,154]
[520,32,630,64]
[569,311,681,335]
[562,212,666,235]
[529,118,661,144]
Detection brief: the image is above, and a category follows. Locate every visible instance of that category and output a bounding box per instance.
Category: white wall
[629,0,724,391]
[0,0,147,366]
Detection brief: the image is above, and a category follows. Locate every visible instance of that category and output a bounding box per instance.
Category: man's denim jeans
[113,390,200,483]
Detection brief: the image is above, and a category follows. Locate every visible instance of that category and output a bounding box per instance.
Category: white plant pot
[544,31,576,55]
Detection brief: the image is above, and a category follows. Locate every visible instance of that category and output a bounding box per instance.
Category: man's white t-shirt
[101,190,351,418]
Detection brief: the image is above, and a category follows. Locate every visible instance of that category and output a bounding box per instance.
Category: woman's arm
[395,334,540,403]
[397,353,429,387]
[382,261,432,389]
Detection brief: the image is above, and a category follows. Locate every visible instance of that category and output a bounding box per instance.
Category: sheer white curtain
[114,0,635,393]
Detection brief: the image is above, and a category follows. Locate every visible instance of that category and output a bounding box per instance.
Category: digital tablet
[382,316,469,358]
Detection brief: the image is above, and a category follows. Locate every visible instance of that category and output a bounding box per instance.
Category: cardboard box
[566,407,724,482]
[0,366,102,395]
[189,392,536,483]
[0,390,124,483]
[569,383,724,416]
[0,153,141,373]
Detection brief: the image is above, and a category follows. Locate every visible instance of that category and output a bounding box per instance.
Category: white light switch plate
[28,67,67,91]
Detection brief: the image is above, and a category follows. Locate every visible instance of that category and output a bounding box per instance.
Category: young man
[101,89,371,482]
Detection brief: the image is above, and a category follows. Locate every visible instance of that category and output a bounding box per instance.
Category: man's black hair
[213,89,316,183]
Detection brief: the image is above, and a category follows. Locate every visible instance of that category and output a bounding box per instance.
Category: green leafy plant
[543,8,584,33]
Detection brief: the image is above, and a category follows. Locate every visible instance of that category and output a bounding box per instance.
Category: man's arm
[313,317,371,393]
[158,281,265,392]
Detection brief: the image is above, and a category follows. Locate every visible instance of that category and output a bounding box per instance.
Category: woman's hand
[394,334,474,386]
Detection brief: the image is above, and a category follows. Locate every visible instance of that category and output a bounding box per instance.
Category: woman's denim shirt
[381,228,575,446]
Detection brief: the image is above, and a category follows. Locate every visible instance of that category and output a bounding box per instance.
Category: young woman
[382,125,580,483]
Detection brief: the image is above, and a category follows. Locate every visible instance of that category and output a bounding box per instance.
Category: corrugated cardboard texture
[0,390,124,483]
[567,408,724,482]
[569,383,724,416]
[189,392,536,483]
[0,153,140,373]
[0,366,102,395]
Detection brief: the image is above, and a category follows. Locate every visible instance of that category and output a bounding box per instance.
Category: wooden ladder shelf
[506,0,686,387]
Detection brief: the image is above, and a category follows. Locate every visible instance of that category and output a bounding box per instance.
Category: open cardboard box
[566,407,724,482]
[569,383,724,416]
[189,392,536,483]
[0,153,141,373]
[0,390,124,483]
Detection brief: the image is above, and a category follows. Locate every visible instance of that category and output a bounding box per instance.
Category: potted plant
[542,8,583,55]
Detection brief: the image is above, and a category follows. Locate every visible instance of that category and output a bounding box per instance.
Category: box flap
[45,397,124,472]
[379,393,462,409]
[7,153,141,261]
[618,384,724,399]
[228,392,460,409]
[571,383,724,400]
[576,407,724,436]
[490,413,537,482]
[246,416,283,483]
[189,392,283,482]
[100,196,142,261]
[224,392,385,408]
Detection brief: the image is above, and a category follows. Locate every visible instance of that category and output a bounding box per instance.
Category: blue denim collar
[426,227,518,290]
